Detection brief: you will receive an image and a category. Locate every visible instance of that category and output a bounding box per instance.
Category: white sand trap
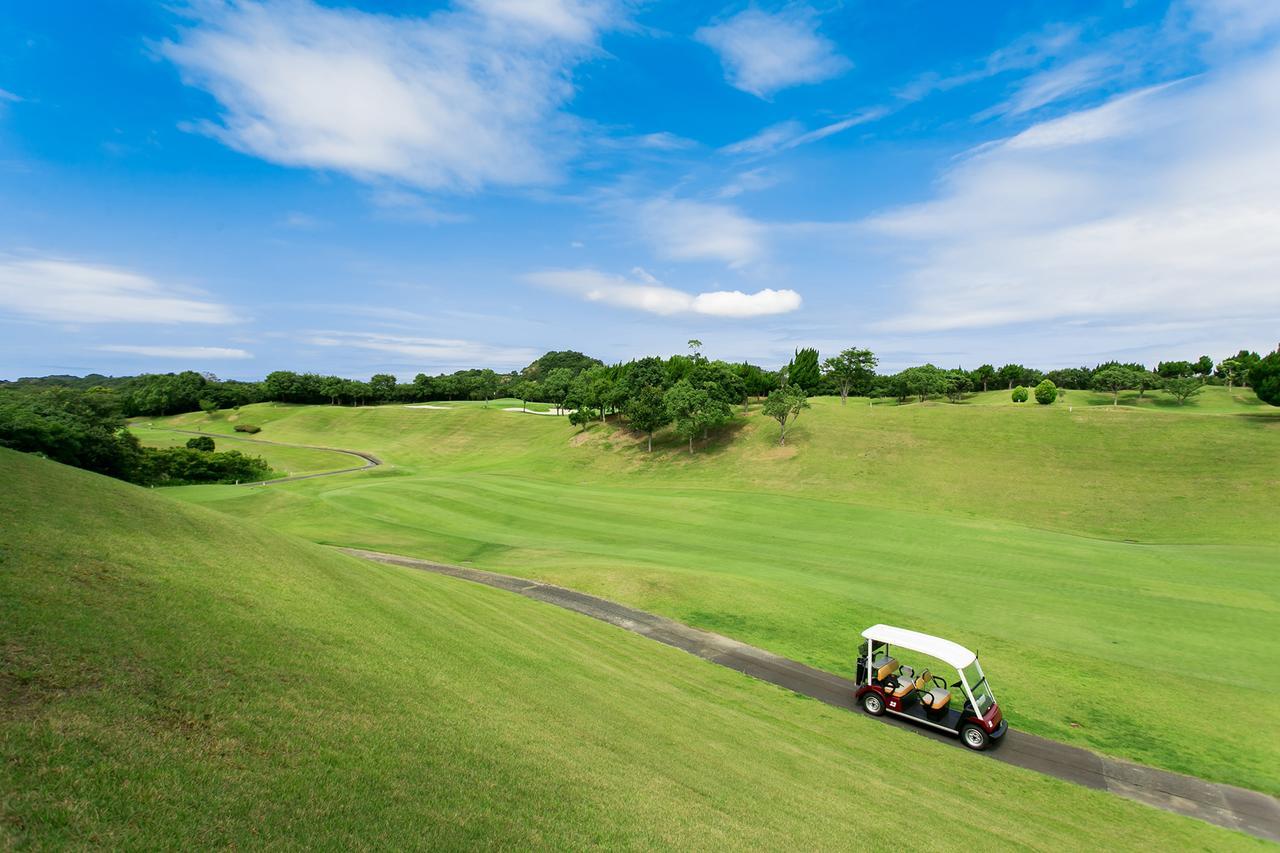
[404,404,453,410]
[501,407,573,416]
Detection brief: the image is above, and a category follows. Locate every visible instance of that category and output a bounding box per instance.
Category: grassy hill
[140,392,1280,794]
[1,448,1250,848]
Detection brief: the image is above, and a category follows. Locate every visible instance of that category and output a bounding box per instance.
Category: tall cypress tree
[788,347,821,392]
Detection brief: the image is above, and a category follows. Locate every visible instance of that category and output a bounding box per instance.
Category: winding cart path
[344,546,1280,843]
[145,427,382,485]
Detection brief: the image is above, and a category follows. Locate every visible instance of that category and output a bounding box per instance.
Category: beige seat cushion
[913,670,933,691]
[923,688,951,710]
[891,678,916,698]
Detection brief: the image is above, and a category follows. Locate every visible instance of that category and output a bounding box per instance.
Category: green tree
[1195,355,1214,377]
[1163,376,1204,405]
[1034,379,1058,405]
[510,380,535,411]
[1249,351,1280,406]
[198,398,219,416]
[821,347,878,405]
[762,386,809,446]
[972,364,996,392]
[687,339,703,360]
[943,370,972,402]
[1216,358,1244,391]
[997,364,1025,390]
[900,365,947,402]
[472,369,499,406]
[542,368,573,414]
[663,380,710,454]
[624,386,670,452]
[787,348,820,392]
[1092,365,1139,405]
[623,356,667,396]
[185,436,216,452]
[369,373,398,402]
[1011,385,1029,403]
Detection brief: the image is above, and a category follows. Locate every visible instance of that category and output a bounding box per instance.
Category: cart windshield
[961,661,995,714]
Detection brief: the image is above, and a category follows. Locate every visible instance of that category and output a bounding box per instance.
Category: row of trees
[4,347,1271,418]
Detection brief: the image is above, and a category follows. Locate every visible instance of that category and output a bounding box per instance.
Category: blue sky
[2,0,1278,379]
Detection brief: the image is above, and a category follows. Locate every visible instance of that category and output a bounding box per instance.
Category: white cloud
[636,198,766,268]
[99,345,252,359]
[1180,0,1280,48]
[722,108,887,157]
[161,0,623,191]
[869,50,1280,333]
[306,331,537,367]
[982,53,1120,118]
[0,257,236,324]
[721,121,804,156]
[695,7,851,98]
[632,132,697,151]
[0,88,21,103]
[527,267,801,318]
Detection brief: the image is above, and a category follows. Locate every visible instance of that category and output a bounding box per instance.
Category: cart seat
[921,687,951,711]
[872,656,898,682]
[891,677,916,698]
[913,670,932,691]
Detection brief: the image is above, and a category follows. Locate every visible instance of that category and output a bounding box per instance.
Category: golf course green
[6,447,1256,848]
[138,386,1280,795]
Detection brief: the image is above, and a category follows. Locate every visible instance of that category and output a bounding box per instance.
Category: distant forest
[1,345,1275,419]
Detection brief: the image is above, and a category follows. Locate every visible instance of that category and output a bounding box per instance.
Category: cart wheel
[862,692,885,716]
[961,724,989,751]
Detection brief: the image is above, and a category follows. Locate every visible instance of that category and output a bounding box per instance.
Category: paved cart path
[343,546,1280,843]
[144,427,382,485]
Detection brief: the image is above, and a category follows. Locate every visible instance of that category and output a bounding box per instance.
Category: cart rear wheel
[961,724,989,751]
[862,692,885,716]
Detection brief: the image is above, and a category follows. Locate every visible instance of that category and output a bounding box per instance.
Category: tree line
[0,388,272,486]
[3,345,1277,475]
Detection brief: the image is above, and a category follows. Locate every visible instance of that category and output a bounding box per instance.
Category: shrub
[1034,379,1058,405]
[142,447,273,485]
[185,436,216,452]
[1011,385,1029,403]
[234,424,261,434]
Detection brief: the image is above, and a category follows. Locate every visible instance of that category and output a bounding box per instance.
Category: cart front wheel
[961,724,989,751]
[862,692,885,716]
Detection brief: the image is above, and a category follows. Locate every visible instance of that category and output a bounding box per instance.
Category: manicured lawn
[4,448,1250,848]
[149,392,1280,793]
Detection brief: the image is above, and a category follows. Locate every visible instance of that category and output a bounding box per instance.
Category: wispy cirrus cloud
[870,49,1280,333]
[99,345,252,359]
[722,108,887,157]
[696,7,850,98]
[305,330,538,368]
[0,257,236,324]
[161,0,626,191]
[527,267,801,318]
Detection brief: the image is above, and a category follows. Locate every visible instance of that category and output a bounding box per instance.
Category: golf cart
[854,624,1006,750]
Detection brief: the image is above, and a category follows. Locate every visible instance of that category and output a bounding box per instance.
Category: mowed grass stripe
[6,448,1254,848]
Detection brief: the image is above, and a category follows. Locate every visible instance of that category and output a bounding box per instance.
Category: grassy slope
[130,422,358,479]
[2,449,1250,849]
[152,390,1280,793]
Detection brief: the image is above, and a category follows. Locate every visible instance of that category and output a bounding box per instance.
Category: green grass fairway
[147,392,1280,793]
[130,423,355,479]
[4,449,1252,848]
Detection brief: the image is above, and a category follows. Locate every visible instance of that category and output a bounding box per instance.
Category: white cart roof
[861,624,977,669]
